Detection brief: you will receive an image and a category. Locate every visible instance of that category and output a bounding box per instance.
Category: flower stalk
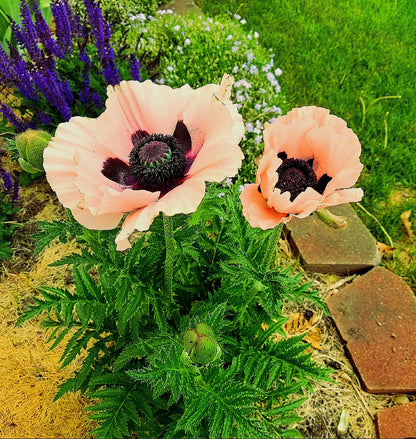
[261,223,283,273]
[315,207,347,228]
[163,213,175,298]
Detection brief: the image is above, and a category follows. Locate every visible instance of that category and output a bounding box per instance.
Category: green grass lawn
[199,0,416,287]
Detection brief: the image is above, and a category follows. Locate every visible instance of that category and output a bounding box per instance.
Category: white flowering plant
[129,10,289,181]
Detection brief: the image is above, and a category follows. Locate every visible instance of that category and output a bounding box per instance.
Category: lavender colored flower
[129,55,141,81]
[235,79,252,89]
[0,166,13,193]
[32,69,72,121]
[32,1,63,58]
[0,152,19,202]
[19,1,43,62]
[83,0,120,85]
[0,0,140,130]
[0,45,16,83]
[51,0,73,54]
[0,104,34,132]
[91,91,103,109]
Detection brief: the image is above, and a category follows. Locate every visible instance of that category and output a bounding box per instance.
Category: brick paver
[326,266,416,393]
[375,401,416,438]
[284,203,380,274]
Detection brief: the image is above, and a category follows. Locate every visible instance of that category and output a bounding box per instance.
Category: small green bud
[183,323,220,366]
[183,328,199,353]
[15,129,52,173]
[190,335,219,365]
[195,322,215,338]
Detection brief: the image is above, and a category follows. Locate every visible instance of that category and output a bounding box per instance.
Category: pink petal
[305,126,362,181]
[106,80,186,139]
[185,78,244,179]
[98,187,160,215]
[258,152,281,199]
[181,83,218,155]
[240,183,291,230]
[324,164,364,194]
[268,186,322,216]
[320,187,364,208]
[263,117,316,159]
[115,178,207,250]
[72,206,123,230]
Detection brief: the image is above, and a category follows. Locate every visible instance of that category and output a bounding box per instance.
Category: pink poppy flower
[240,106,364,229]
[44,75,244,250]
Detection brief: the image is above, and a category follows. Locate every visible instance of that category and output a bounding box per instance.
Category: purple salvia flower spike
[0,104,34,132]
[20,0,42,62]
[38,112,53,126]
[0,167,13,193]
[83,0,120,85]
[63,0,82,39]
[32,1,64,58]
[9,46,38,100]
[59,79,74,107]
[0,44,15,83]
[129,55,141,81]
[9,20,26,49]
[51,0,73,54]
[91,91,103,109]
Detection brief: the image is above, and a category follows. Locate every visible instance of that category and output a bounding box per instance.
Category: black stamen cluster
[275,154,332,201]
[275,157,318,201]
[129,133,187,192]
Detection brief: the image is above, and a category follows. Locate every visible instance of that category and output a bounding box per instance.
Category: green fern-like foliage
[18,183,332,438]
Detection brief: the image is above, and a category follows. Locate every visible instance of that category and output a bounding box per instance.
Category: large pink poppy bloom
[44,76,244,250]
[240,106,364,229]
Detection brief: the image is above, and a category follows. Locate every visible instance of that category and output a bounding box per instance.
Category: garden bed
[1,0,415,437]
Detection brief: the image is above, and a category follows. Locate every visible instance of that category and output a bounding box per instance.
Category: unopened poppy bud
[190,335,219,365]
[183,323,221,366]
[15,129,52,173]
[195,322,215,338]
[183,328,199,353]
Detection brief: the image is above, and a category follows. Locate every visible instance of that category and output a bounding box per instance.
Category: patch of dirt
[389,187,416,206]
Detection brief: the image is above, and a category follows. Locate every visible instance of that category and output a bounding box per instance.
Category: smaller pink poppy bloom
[240,106,364,229]
[44,75,244,250]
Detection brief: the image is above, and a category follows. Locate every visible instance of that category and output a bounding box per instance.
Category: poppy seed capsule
[15,129,51,173]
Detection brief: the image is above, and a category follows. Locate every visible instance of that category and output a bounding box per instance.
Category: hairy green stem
[315,207,347,228]
[163,214,174,298]
[261,223,284,274]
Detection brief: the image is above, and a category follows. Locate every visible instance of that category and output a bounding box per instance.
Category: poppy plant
[44,75,244,250]
[240,106,363,229]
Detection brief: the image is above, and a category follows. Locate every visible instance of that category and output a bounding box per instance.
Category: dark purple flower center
[101,120,192,194]
[138,141,172,167]
[129,133,186,192]
[274,151,331,201]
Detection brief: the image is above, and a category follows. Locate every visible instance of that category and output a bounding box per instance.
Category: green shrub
[132,11,289,181]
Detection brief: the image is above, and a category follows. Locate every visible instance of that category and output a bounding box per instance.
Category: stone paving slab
[284,203,380,274]
[375,401,416,438]
[326,266,416,394]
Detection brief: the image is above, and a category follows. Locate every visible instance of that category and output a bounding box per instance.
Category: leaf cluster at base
[18,183,331,438]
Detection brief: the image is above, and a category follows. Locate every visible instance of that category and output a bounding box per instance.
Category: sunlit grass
[199,0,416,285]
